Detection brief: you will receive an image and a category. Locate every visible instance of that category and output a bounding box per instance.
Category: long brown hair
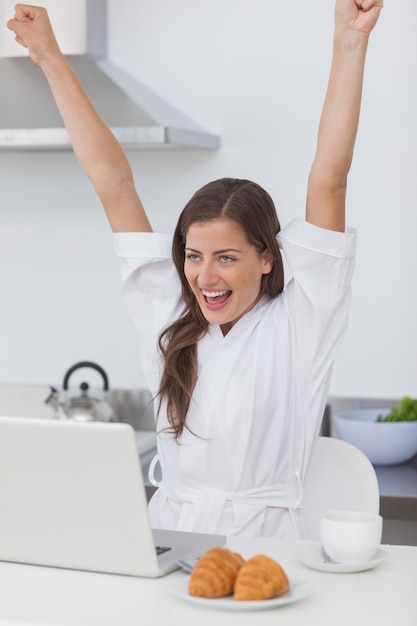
[157,178,284,439]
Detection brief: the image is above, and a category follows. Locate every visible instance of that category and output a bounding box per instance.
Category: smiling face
[184,218,273,335]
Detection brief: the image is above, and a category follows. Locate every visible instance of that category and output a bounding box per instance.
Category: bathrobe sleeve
[111,231,183,394]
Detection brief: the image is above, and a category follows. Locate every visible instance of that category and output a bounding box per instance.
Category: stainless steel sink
[108,388,157,485]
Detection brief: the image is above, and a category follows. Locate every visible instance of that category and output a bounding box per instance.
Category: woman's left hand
[335,0,384,36]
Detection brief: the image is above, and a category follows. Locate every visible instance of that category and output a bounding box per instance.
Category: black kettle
[45,361,115,422]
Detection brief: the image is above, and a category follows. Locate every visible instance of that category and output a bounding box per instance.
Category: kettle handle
[63,361,109,391]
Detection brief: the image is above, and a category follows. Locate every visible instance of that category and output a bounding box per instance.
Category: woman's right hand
[7,4,152,233]
[7,5,62,67]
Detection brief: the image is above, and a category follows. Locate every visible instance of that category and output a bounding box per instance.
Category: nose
[198,260,218,286]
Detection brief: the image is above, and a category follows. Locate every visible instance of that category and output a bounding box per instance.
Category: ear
[261,249,274,275]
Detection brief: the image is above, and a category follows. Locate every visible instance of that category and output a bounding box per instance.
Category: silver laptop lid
[0,417,168,577]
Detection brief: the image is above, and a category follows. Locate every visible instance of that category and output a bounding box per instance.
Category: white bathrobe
[112,218,357,538]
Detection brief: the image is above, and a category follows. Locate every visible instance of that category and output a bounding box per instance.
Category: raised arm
[306,0,383,232]
[7,4,152,233]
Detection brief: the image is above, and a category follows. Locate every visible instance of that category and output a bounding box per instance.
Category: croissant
[189,547,245,598]
[233,554,290,601]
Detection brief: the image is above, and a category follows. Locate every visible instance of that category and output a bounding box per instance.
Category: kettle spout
[45,386,68,420]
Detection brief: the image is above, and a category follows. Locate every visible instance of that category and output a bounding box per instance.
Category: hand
[335,0,383,36]
[7,4,61,65]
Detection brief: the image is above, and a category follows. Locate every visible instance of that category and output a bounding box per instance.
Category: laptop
[0,416,225,577]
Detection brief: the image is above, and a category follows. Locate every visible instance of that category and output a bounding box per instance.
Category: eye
[186,252,200,262]
[220,255,235,263]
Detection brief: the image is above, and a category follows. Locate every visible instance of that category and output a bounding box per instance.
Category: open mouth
[201,289,232,308]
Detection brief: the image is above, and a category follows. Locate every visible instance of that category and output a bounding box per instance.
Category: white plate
[173,576,310,611]
[295,542,388,573]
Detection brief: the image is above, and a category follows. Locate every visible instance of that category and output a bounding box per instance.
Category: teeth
[202,290,228,297]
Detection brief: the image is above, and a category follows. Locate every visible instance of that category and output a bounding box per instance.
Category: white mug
[321,510,383,564]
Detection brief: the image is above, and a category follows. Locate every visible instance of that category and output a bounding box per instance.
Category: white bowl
[333,409,417,466]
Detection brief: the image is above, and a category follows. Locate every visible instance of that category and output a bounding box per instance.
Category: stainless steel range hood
[0,0,220,151]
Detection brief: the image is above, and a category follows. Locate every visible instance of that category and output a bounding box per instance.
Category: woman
[7,0,383,538]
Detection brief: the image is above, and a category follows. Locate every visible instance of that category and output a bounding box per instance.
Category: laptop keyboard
[156,545,172,556]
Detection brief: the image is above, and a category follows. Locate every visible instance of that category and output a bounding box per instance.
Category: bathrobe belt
[149,457,303,533]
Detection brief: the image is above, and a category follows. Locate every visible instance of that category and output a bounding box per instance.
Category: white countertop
[0,538,415,626]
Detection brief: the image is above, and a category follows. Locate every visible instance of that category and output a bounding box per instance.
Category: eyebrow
[185,247,242,255]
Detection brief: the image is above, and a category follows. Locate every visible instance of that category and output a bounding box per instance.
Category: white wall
[0,0,416,398]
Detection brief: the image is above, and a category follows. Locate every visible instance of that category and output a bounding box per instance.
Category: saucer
[295,542,388,573]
